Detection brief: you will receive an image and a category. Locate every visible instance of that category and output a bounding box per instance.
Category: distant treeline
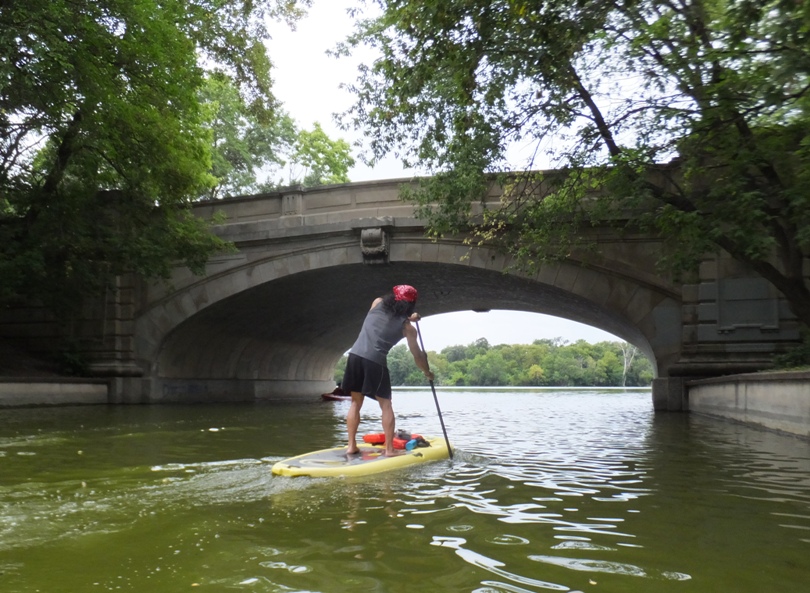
[335,338,654,388]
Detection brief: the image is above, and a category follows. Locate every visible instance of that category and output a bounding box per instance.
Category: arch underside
[156,261,668,400]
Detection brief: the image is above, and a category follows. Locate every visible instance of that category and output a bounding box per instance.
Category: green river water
[1,389,808,592]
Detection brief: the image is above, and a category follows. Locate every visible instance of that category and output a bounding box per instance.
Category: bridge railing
[192,178,422,227]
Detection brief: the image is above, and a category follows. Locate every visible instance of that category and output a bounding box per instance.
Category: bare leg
[378,397,396,456]
[347,392,364,454]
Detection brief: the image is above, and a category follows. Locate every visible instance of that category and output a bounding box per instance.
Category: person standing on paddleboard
[342,285,434,457]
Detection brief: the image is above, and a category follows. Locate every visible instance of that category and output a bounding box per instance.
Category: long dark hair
[381,293,416,318]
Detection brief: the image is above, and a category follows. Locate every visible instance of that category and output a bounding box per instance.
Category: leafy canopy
[284,122,356,187]
[0,0,311,310]
[200,72,298,199]
[342,0,810,327]
[381,339,654,387]
[200,76,356,197]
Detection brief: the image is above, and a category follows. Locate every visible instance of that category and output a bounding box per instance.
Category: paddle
[415,321,453,460]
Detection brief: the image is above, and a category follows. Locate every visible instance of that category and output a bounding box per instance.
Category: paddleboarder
[342,285,434,457]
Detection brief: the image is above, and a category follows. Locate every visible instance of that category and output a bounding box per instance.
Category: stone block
[584,273,615,307]
[699,259,717,279]
[306,191,352,210]
[698,303,717,322]
[467,246,494,269]
[570,267,605,301]
[453,244,472,265]
[387,242,408,262]
[682,304,698,325]
[272,258,290,279]
[681,283,700,304]
[283,217,307,231]
[533,263,560,287]
[436,243,458,265]
[652,376,687,411]
[623,288,655,325]
[698,282,717,301]
[420,242,440,263]
[354,184,402,205]
[325,246,351,267]
[649,301,683,354]
[484,251,508,271]
[682,323,698,345]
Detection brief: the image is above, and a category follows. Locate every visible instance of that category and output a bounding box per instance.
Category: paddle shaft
[415,321,453,459]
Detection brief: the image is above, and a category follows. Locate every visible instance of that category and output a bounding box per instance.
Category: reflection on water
[0,390,808,592]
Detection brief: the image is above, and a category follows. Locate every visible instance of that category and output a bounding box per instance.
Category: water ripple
[529,554,691,581]
[2,390,810,593]
[432,536,569,591]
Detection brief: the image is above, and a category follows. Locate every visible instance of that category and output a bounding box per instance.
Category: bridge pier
[652,377,688,412]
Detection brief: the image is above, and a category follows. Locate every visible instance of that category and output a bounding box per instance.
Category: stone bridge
[3,177,801,409]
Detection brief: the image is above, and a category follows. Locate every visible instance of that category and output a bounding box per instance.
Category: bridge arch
[135,224,681,402]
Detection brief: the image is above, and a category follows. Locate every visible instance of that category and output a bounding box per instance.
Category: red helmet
[393,285,418,302]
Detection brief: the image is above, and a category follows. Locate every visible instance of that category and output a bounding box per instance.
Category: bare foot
[346,447,361,456]
[383,449,397,457]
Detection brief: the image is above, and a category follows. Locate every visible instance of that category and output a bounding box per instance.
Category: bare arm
[403,317,434,381]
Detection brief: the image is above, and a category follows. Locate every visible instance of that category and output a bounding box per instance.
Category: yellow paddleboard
[271,437,452,477]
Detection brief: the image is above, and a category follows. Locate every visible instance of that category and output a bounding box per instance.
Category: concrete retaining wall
[0,379,109,407]
[688,371,810,439]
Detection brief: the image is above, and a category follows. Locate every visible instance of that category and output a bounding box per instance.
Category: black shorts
[341,353,392,400]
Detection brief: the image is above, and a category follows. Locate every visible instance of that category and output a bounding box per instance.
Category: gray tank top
[349,303,406,366]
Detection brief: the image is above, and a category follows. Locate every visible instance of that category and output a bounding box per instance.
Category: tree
[627,354,655,386]
[440,344,468,363]
[0,0,310,312]
[342,1,810,329]
[283,122,356,187]
[386,344,417,385]
[594,345,622,387]
[466,348,510,386]
[200,73,297,199]
[526,364,545,385]
[340,337,654,387]
[199,79,355,195]
[334,354,348,384]
[619,342,639,388]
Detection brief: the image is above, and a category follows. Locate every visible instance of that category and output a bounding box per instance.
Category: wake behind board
[271,437,452,478]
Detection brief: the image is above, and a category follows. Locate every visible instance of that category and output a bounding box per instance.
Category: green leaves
[344,0,810,327]
[383,339,654,387]
[0,0,308,312]
[287,123,355,187]
[200,73,296,198]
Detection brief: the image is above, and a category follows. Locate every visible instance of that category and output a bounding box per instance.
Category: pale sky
[266,0,410,182]
[265,1,620,350]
